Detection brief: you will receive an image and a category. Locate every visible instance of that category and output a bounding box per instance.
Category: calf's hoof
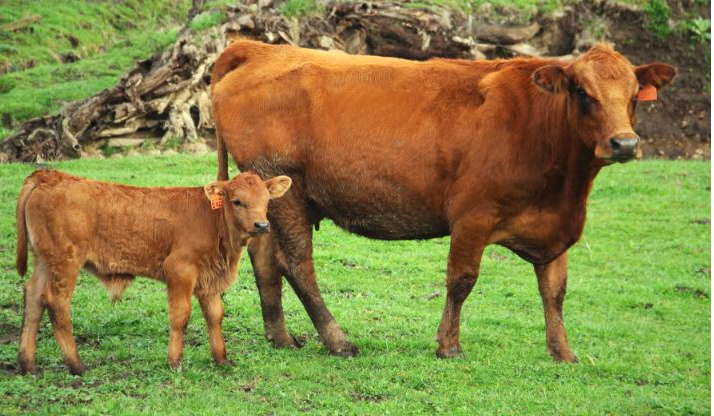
[328,342,359,358]
[68,362,87,376]
[168,359,182,370]
[215,358,235,367]
[18,360,38,375]
[436,345,463,359]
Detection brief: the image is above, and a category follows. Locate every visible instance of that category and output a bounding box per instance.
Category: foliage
[679,18,711,44]
[190,11,226,31]
[0,155,709,415]
[644,0,673,39]
[279,0,323,17]
[0,0,190,140]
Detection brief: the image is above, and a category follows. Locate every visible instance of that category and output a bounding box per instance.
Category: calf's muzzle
[254,221,270,233]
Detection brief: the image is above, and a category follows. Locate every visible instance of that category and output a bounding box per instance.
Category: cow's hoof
[436,346,463,359]
[68,363,87,376]
[552,353,579,363]
[547,345,578,363]
[168,360,182,370]
[270,334,304,349]
[328,342,359,357]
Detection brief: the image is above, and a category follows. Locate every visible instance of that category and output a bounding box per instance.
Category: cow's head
[203,172,292,236]
[532,44,676,163]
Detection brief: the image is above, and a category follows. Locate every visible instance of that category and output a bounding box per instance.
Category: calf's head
[203,172,292,236]
[532,44,676,163]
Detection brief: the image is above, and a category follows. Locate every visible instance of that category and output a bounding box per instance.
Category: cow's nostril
[610,139,621,151]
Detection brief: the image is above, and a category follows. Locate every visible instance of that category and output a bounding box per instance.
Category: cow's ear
[203,181,227,201]
[635,63,676,89]
[532,65,570,94]
[264,176,292,199]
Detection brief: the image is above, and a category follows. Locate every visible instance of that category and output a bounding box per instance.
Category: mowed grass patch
[0,155,709,415]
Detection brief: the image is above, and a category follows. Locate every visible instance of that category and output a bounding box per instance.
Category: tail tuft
[99,274,135,303]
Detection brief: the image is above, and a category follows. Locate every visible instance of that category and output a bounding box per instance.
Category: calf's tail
[16,176,38,276]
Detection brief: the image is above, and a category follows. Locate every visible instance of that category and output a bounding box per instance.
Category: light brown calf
[16,169,291,375]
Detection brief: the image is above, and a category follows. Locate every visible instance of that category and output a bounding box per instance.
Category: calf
[16,169,291,375]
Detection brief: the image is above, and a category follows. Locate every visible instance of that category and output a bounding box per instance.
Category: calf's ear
[635,63,676,89]
[532,65,570,94]
[203,181,227,201]
[264,176,292,199]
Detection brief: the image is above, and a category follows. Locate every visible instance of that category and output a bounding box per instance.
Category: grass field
[0,155,709,414]
[0,0,191,139]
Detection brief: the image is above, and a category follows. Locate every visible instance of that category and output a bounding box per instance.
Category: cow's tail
[216,128,229,181]
[16,175,39,277]
[211,44,248,181]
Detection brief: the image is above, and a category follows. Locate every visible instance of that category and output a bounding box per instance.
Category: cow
[210,40,675,361]
[15,169,292,374]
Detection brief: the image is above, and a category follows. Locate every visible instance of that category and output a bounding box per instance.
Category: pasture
[0,154,709,415]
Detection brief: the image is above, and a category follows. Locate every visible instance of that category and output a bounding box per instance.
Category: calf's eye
[232,199,241,206]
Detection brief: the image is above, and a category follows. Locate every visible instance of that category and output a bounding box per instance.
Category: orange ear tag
[637,84,657,101]
[210,195,223,210]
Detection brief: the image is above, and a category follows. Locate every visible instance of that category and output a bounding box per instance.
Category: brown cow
[16,169,291,374]
[211,40,675,361]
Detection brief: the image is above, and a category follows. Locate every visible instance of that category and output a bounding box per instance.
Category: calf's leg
[164,256,197,369]
[436,220,487,358]
[534,252,577,363]
[197,292,231,366]
[18,262,48,374]
[248,234,300,348]
[44,261,85,375]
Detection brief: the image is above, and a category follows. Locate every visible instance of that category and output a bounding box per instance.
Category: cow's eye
[232,199,241,206]
[575,87,588,99]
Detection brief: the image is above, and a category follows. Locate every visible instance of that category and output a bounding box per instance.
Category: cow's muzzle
[608,134,639,162]
[253,221,270,233]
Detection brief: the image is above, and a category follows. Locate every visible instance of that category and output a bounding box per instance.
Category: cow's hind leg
[436,219,488,358]
[197,291,232,366]
[44,260,85,375]
[534,252,577,363]
[18,262,49,374]
[248,234,301,349]
[268,186,358,357]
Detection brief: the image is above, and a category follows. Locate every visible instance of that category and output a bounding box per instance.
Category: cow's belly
[305,174,450,240]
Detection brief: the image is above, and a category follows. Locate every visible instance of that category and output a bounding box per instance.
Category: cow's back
[212,41,515,239]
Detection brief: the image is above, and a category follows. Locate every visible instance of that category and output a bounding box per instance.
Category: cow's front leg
[248,233,301,349]
[197,292,232,366]
[165,258,197,369]
[436,219,488,358]
[534,252,578,363]
[269,185,358,357]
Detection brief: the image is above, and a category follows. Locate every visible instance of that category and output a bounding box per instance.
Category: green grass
[0,155,709,414]
[0,0,190,139]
